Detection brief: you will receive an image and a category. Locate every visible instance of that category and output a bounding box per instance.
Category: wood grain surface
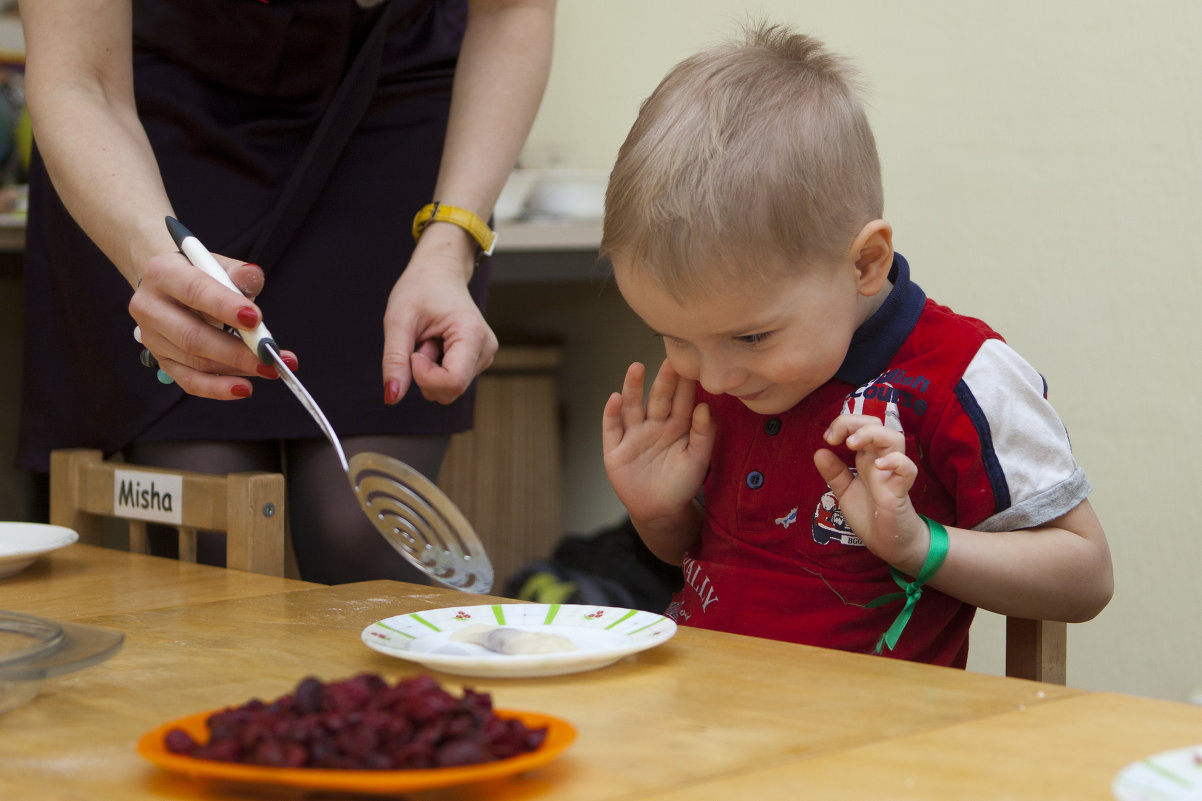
[0,547,1194,801]
[0,544,312,620]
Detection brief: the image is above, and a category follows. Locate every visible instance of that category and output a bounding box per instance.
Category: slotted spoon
[165,217,494,592]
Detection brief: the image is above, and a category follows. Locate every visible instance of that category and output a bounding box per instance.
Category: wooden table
[0,543,313,620]
[2,545,1199,800]
[634,692,1202,801]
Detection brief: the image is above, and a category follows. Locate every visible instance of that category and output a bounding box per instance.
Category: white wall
[520,1,1202,702]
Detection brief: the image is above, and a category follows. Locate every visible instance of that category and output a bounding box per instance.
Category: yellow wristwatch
[411,202,498,256]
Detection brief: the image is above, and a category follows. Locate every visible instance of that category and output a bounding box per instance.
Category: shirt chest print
[778,380,907,547]
[810,484,864,546]
[679,556,719,614]
[842,379,905,434]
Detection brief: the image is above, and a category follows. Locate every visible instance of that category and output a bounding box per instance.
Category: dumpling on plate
[450,624,578,655]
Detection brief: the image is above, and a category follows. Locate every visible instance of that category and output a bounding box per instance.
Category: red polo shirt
[667,255,1091,667]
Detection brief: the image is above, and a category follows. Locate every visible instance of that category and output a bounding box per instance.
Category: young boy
[599,24,1112,667]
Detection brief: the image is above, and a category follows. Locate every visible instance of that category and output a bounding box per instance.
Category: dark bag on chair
[504,518,684,613]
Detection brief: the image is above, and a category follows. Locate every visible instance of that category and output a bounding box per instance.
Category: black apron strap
[245,0,427,268]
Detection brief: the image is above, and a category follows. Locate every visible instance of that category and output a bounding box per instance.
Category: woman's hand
[381,243,498,406]
[374,0,553,406]
[813,413,929,574]
[128,250,296,399]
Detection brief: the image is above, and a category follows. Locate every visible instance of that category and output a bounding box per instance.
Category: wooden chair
[49,448,286,577]
[1005,617,1067,684]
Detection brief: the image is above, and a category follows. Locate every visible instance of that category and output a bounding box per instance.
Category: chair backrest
[1004,616,1066,684]
[49,448,286,577]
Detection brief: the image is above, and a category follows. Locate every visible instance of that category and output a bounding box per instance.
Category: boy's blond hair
[601,24,883,296]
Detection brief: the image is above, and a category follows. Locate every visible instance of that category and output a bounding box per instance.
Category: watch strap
[411,202,497,256]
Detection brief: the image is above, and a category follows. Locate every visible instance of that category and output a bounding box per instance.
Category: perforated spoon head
[347,452,494,593]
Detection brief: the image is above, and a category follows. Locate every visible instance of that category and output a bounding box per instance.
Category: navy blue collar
[835,253,926,385]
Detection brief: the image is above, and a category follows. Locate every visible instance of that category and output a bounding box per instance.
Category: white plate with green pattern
[361,603,677,678]
[1113,744,1202,800]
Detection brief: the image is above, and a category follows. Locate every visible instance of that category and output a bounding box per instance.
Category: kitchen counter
[0,214,605,278]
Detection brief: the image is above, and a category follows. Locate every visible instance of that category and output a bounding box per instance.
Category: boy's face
[615,258,867,415]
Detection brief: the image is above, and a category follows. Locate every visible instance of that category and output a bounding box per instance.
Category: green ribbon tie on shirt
[866,515,950,654]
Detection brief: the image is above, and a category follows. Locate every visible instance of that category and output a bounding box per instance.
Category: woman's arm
[20,0,174,282]
[20,0,290,398]
[434,0,556,230]
[382,0,556,404]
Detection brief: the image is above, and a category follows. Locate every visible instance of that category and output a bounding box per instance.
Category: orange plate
[137,708,576,794]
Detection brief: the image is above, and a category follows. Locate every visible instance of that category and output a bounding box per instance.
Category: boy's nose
[698,359,744,396]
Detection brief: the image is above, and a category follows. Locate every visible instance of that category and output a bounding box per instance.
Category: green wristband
[866,515,950,654]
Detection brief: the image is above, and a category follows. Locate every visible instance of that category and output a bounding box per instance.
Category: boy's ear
[849,220,894,296]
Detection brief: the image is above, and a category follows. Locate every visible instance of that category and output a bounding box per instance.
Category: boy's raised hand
[813,414,930,574]
[602,360,715,524]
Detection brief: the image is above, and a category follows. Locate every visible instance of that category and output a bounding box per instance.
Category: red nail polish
[282,354,298,371]
[231,384,252,398]
[256,364,278,379]
[237,307,259,328]
[384,380,400,405]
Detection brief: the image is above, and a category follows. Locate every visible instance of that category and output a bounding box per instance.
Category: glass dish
[0,610,124,715]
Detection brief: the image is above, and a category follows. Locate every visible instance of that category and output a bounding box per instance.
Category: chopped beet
[169,674,546,770]
[163,728,198,754]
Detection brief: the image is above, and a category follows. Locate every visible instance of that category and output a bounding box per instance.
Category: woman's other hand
[381,232,498,406]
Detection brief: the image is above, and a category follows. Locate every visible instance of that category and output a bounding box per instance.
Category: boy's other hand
[602,359,714,523]
[814,414,930,574]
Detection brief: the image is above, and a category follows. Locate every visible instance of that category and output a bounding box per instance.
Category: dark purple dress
[18,0,486,472]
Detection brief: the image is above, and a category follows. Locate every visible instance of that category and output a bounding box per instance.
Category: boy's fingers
[688,401,716,452]
[620,362,647,428]
[601,391,626,453]
[813,448,853,496]
[645,360,678,421]
[826,414,902,448]
[824,413,870,443]
[847,424,905,454]
[873,452,919,487]
[671,372,698,422]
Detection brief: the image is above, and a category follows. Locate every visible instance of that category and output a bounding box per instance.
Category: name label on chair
[113,470,183,525]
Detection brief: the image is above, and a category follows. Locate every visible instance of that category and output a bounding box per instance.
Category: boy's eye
[735,332,771,345]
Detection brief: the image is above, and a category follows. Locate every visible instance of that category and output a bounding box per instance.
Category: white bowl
[494,170,538,222]
[0,523,79,579]
[524,170,608,221]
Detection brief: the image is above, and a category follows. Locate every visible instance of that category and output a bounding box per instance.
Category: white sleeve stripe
[959,339,1086,523]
